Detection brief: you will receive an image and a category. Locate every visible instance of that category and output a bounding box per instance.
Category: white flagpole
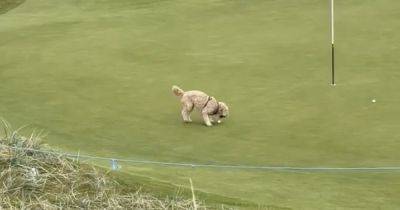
[331,0,335,85]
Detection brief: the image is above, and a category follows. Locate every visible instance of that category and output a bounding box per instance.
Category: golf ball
[372,99,376,103]
[217,120,221,124]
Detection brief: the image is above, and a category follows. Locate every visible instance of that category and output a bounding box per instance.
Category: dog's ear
[218,102,229,117]
[218,102,227,108]
[218,102,229,112]
[218,102,223,110]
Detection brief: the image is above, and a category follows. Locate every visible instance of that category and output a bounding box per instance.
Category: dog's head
[217,102,229,119]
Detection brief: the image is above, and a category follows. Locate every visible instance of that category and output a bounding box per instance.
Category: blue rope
[2,144,400,172]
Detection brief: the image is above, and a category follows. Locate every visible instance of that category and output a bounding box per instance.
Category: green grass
[1,0,400,209]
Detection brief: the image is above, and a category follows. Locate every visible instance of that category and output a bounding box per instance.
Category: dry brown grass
[0,120,204,209]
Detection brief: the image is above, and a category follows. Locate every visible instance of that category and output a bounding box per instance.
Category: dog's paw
[205,123,213,127]
[183,119,192,123]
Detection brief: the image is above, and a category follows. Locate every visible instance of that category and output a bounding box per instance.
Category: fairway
[1,0,400,209]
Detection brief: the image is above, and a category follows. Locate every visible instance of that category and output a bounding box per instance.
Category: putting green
[1,0,400,209]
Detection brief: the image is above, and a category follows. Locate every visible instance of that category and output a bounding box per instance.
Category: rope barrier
[2,144,400,172]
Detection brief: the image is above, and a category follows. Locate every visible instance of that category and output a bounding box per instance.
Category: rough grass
[0,121,204,209]
[0,0,25,14]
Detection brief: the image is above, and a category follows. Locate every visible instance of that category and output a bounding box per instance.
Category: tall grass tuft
[0,120,204,209]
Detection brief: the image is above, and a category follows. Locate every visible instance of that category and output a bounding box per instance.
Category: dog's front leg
[202,111,212,127]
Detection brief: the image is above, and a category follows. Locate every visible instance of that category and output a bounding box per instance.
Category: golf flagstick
[331,0,335,86]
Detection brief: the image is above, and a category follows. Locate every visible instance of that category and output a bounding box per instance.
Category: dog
[172,85,229,126]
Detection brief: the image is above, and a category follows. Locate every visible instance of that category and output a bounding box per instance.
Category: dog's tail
[172,85,184,97]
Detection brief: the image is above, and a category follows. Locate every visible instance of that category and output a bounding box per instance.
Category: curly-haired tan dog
[172,85,229,126]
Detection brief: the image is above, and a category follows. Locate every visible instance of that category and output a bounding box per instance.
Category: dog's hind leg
[181,102,193,123]
[181,109,192,122]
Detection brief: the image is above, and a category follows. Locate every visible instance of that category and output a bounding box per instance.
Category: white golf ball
[217,120,221,124]
[372,99,376,103]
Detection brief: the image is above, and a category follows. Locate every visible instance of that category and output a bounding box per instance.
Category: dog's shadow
[182,121,222,127]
